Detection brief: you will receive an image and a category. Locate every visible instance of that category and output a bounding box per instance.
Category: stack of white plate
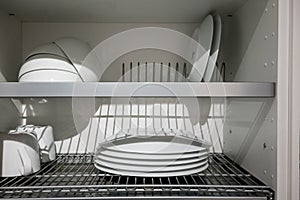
[18,38,98,82]
[94,129,211,177]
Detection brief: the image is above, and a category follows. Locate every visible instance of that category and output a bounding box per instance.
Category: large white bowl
[54,37,91,65]
[20,37,99,82]
[54,38,99,79]
[19,69,81,82]
[19,55,98,82]
[25,43,67,61]
[20,55,76,75]
[73,63,98,81]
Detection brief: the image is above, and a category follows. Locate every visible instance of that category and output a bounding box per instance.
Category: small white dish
[0,133,40,177]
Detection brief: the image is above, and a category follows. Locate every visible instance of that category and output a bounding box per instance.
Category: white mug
[0,133,40,177]
[13,125,56,163]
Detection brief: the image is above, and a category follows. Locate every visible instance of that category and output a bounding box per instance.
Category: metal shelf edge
[0,82,275,98]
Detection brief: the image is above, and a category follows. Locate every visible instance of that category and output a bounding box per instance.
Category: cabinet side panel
[223,0,277,190]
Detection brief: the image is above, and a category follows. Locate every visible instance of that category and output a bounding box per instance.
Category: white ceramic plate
[109,128,198,138]
[97,147,208,160]
[103,142,207,154]
[203,15,222,82]
[19,69,81,82]
[188,15,214,82]
[94,157,208,172]
[95,151,208,166]
[101,134,211,155]
[94,161,209,177]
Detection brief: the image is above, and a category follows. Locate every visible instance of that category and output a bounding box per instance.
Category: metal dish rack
[0,154,274,199]
[0,62,274,199]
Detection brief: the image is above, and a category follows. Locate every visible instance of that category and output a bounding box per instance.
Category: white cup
[13,125,56,163]
[0,133,40,177]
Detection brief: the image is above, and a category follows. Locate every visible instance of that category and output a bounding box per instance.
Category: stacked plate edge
[94,129,211,177]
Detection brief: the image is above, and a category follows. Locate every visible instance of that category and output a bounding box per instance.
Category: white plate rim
[97,148,209,160]
[101,135,211,151]
[94,158,208,172]
[95,152,208,166]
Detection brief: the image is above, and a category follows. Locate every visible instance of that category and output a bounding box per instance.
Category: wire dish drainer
[55,61,226,154]
[6,61,274,199]
[0,154,274,199]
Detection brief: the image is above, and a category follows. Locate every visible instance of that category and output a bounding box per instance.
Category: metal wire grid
[0,153,274,199]
[55,62,226,154]
[6,62,273,199]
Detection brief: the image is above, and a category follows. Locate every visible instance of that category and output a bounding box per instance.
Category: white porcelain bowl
[19,69,81,82]
[20,55,76,75]
[25,43,67,61]
[19,55,98,82]
[54,37,92,65]
[54,37,99,79]
[74,63,98,81]
[20,37,99,82]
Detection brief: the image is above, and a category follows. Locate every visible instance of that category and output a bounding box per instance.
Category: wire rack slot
[55,61,226,154]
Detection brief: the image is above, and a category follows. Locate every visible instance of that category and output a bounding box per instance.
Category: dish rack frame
[0,62,275,199]
[0,153,274,200]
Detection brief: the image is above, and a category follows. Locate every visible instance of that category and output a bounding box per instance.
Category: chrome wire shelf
[0,153,274,199]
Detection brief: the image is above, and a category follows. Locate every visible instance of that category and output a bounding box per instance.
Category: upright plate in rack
[188,15,214,82]
[203,15,222,82]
